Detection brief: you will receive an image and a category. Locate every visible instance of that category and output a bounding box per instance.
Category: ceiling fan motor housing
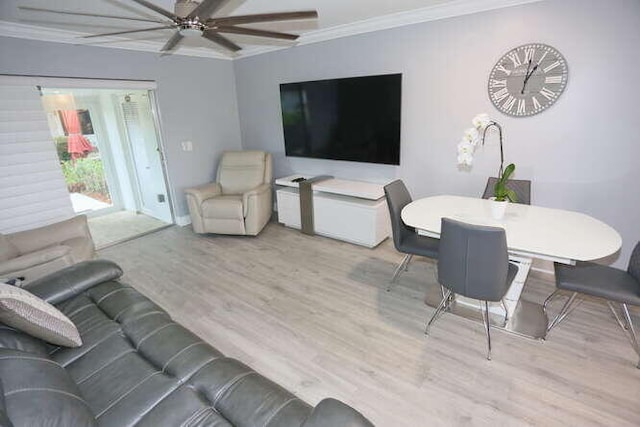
[175,0,200,18]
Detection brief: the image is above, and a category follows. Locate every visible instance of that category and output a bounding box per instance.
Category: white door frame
[5,76,177,224]
[146,89,176,225]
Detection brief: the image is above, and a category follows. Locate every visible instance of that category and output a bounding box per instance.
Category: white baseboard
[175,215,192,227]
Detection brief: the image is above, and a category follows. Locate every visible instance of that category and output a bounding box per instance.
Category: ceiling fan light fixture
[178,21,204,37]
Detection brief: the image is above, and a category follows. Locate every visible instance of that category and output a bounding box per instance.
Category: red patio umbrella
[60,109,94,160]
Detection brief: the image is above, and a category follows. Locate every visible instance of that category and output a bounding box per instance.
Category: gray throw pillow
[0,283,82,347]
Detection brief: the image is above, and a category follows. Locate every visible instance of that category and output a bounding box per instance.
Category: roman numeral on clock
[524,47,536,63]
[537,50,549,65]
[543,60,561,73]
[492,87,509,103]
[502,95,516,112]
[545,75,563,84]
[540,87,556,100]
[495,64,511,76]
[517,99,526,115]
[490,79,507,88]
[507,52,522,68]
[532,96,542,110]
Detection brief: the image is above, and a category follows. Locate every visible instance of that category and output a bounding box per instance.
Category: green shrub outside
[61,158,109,196]
[54,136,71,162]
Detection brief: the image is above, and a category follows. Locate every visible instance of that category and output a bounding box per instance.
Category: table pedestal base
[424,282,548,340]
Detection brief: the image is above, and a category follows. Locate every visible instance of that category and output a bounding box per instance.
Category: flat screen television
[279,74,401,165]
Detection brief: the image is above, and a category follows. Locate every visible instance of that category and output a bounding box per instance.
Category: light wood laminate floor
[99,224,640,427]
[89,210,169,249]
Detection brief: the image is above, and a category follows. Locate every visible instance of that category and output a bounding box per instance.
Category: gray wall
[234,0,640,267]
[0,37,242,218]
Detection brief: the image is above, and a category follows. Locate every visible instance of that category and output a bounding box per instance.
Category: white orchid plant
[457,113,518,202]
[456,113,492,166]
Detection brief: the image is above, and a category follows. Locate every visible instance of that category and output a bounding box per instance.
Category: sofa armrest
[8,215,92,256]
[242,183,271,217]
[302,399,374,427]
[23,260,123,305]
[0,245,71,277]
[185,182,222,207]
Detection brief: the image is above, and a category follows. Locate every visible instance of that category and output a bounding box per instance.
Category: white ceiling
[0,0,543,59]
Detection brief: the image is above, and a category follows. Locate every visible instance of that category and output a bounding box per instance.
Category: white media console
[275,175,391,248]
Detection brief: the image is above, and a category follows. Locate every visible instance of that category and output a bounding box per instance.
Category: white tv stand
[275,175,391,248]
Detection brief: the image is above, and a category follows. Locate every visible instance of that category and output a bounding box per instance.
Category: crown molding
[239,0,545,58]
[0,0,544,60]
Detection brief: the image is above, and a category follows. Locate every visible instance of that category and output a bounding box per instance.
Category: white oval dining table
[401,195,622,339]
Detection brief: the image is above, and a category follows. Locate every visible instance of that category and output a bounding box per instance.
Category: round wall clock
[488,43,568,117]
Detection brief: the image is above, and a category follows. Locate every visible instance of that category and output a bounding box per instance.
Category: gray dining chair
[482,178,531,205]
[383,180,439,291]
[544,242,640,368]
[426,218,518,360]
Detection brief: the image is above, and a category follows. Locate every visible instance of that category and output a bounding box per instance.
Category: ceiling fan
[19,0,318,54]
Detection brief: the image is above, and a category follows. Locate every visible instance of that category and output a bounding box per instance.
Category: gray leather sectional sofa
[0,260,374,427]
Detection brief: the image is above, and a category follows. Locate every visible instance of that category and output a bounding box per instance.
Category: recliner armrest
[185,182,222,207]
[302,399,374,427]
[242,183,271,216]
[0,245,71,276]
[23,260,123,305]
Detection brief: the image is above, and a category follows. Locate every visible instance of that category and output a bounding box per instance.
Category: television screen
[280,74,401,165]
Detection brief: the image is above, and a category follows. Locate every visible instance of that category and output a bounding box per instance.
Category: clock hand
[521,63,539,94]
[521,59,532,94]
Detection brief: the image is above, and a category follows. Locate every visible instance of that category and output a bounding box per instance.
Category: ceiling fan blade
[130,0,178,20]
[202,30,241,52]
[208,11,318,26]
[18,6,165,23]
[215,26,298,41]
[161,31,184,52]
[82,25,175,39]
[188,0,232,19]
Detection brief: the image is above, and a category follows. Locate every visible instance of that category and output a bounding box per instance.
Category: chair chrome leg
[607,301,628,331]
[501,298,509,326]
[404,254,413,271]
[621,304,640,369]
[481,301,492,360]
[388,254,411,291]
[425,289,452,335]
[543,289,561,314]
[546,292,579,333]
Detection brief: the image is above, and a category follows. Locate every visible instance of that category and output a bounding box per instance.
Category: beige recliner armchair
[0,215,96,283]
[186,151,273,236]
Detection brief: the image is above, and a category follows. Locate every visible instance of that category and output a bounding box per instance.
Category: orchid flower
[463,127,480,146]
[472,113,491,131]
[457,140,474,166]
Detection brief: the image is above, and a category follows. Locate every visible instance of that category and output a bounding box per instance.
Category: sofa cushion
[0,326,51,357]
[301,398,374,427]
[202,195,245,220]
[24,259,123,305]
[0,234,19,263]
[0,348,97,426]
[0,283,82,347]
[0,377,14,427]
[64,236,97,263]
[47,278,312,427]
[0,245,73,278]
